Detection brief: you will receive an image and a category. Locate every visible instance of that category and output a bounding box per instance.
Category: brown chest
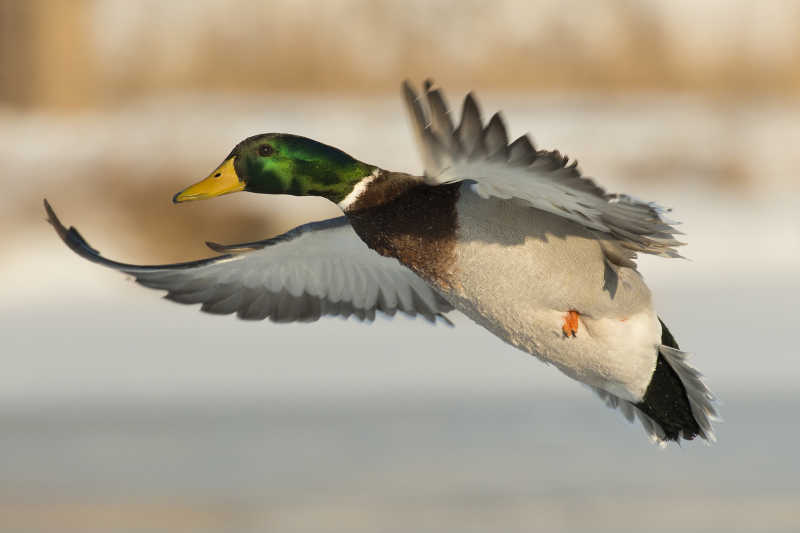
[346,181,461,289]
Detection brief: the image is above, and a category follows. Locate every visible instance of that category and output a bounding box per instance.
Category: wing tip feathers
[403,80,686,257]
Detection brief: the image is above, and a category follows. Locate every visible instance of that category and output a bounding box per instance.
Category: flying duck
[45,81,717,445]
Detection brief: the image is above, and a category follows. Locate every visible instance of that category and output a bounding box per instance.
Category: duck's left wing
[403,81,683,260]
[45,200,453,323]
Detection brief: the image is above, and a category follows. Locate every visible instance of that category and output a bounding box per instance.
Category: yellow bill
[173,157,245,203]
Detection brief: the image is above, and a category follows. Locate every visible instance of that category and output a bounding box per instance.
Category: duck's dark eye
[258,144,274,157]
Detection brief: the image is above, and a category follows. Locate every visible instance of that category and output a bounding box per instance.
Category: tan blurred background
[2,1,800,532]
[3,0,800,260]
[5,0,800,107]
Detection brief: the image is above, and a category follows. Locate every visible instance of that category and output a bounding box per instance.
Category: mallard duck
[45,80,717,445]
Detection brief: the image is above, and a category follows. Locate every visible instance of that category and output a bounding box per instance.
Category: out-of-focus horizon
[2,2,799,532]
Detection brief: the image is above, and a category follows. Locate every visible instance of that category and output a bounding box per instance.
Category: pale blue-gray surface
[1,280,798,532]
[0,392,797,532]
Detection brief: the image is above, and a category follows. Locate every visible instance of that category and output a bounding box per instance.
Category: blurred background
[2,1,799,532]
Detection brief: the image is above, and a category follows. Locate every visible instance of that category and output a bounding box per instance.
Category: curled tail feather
[593,319,718,445]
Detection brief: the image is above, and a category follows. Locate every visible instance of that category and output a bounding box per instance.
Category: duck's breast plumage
[439,185,661,402]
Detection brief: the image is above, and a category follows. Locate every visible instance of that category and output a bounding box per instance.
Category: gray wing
[45,200,453,323]
[403,80,683,261]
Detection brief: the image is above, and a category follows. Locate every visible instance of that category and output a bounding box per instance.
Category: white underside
[439,186,661,402]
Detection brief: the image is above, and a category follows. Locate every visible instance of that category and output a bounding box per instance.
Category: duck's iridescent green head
[173,134,375,204]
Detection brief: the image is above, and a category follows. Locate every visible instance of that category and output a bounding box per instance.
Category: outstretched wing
[45,200,453,323]
[402,80,683,260]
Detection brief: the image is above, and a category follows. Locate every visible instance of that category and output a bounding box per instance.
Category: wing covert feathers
[44,200,453,324]
[402,80,685,260]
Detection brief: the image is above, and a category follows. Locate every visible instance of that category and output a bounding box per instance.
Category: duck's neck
[337,167,383,211]
[337,168,423,213]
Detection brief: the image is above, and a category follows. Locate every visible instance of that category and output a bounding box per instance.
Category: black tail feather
[635,319,702,441]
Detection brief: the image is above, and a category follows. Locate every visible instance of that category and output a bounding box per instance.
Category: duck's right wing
[45,200,453,323]
[403,80,683,263]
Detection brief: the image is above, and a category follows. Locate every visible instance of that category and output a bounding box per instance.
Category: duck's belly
[439,188,661,401]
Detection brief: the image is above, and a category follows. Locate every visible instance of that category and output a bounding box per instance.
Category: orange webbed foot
[562,310,580,338]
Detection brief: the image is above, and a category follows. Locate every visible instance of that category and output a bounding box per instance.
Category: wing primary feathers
[205,241,265,253]
[44,198,231,272]
[426,89,457,150]
[508,135,537,166]
[403,80,449,175]
[483,113,509,160]
[455,93,485,159]
[402,81,686,260]
[45,199,453,324]
[403,81,428,129]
